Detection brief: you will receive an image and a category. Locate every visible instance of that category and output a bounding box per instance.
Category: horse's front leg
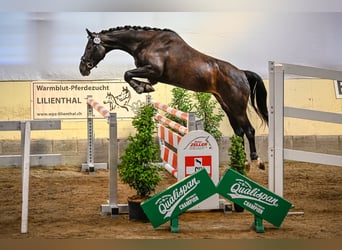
[124,65,160,94]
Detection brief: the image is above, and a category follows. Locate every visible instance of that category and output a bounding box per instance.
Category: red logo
[185,156,212,177]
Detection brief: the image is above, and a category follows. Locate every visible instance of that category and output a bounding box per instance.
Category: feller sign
[31,81,144,119]
[177,130,220,210]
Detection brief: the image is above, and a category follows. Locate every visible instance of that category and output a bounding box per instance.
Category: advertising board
[31,80,144,119]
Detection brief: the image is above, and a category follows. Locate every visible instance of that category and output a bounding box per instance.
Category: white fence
[0,120,61,233]
[268,62,342,197]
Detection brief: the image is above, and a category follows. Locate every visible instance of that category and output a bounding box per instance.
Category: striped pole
[151,99,198,179]
[87,98,110,118]
[152,101,189,121]
[157,125,182,149]
[155,114,188,135]
[160,145,178,178]
[151,100,189,178]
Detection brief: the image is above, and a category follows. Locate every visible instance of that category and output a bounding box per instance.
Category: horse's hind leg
[226,106,264,169]
[213,92,264,169]
[226,115,251,171]
[239,115,265,170]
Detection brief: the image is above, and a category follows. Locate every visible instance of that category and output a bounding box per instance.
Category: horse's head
[79,29,106,76]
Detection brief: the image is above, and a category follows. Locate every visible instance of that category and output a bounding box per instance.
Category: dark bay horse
[79,26,268,168]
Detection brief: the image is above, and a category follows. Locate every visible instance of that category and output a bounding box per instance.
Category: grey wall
[1,136,341,167]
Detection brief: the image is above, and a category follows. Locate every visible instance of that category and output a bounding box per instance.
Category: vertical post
[268,62,285,196]
[21,121,31,233]
[87,95,95,174]
[146,94,151,105]
[187,112,196,132]
[268,62,275,193]
[108,113,119,215]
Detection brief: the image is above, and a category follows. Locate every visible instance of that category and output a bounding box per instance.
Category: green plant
[193,92,224,142]
[228,135,248,176]
[167,87,194,126]
[118,104,162,199]
[168,87,224,142]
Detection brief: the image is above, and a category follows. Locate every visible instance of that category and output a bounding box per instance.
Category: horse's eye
[87,62,93,68]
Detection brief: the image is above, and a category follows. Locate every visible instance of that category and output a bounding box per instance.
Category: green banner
[141,168,217,228]
[217,169,292,227]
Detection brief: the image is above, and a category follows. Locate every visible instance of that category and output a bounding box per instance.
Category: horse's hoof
[251,158,265,170]
[245,161,251,173]
[258,161,265,170]
[144,84,155,93]
[135,86,144,94]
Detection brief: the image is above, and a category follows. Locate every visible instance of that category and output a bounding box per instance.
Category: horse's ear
[86,28,93,38]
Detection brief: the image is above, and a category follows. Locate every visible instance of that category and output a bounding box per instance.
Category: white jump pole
[21,121,31,233]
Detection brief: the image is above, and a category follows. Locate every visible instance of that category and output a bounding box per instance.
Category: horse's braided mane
[100,25,175,34]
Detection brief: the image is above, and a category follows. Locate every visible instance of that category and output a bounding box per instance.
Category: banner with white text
[32,81,146,119]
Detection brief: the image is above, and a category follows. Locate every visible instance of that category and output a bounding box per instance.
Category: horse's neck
[102,31,155,55]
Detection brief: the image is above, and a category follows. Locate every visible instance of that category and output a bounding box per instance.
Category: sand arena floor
[0,161,341,239]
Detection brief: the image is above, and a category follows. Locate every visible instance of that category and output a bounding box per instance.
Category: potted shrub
[118,103,162,221]
[228,135,248,212]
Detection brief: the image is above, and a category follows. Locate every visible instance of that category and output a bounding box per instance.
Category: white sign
[334,80,342,99]
[177,130,219,210]
[31,80,145,119]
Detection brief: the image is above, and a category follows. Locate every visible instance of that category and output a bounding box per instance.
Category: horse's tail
[243,70,269,125]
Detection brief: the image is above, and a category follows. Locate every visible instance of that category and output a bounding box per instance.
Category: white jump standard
[82,95,112,173]
[83,95,128,215]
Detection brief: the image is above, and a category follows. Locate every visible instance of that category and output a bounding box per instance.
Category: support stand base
[100,203,128,216]
[81,163,108,173]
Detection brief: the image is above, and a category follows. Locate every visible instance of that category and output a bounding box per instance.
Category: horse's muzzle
[79,62,91,76]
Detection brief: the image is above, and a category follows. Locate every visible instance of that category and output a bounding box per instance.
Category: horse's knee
[124,71,131,82]
[124,72,144,94]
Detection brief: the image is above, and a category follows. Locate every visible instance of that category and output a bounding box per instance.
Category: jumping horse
[79,26,268,169]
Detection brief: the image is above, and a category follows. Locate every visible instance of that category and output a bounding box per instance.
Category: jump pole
[150,97,197,178]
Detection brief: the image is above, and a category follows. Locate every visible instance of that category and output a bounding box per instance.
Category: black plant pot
[234,203,245,213]
[128,199,149,222]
